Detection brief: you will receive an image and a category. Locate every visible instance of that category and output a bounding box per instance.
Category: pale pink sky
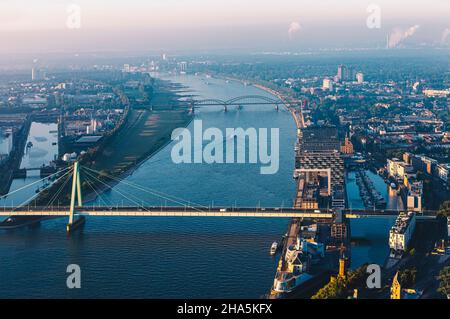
[1,0,449,52]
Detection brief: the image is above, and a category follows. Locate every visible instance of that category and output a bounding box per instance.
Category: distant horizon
[1,0,450,54]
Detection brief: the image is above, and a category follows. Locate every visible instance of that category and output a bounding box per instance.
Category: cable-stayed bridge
[0,162,439,233]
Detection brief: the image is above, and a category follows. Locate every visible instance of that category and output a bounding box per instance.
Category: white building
[423,89,450,97]
[437,163,449,182]
[322,78,333,91]
[62,152,77,163]
[407,181,423,212]
[179,61,187,73]
[356,72,364,84]
[387,158,413,180]
[389,212,416,256]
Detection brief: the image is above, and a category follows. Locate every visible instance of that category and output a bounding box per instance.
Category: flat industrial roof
[75,135,102,143]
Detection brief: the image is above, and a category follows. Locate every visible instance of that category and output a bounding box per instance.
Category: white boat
[270,242,278,255]
[272,271,313,293]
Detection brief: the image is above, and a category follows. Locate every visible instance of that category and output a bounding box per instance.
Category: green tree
[437,266,450,298]
[437,201,450,217]
[398,268,417,289]
[312,264,368,299]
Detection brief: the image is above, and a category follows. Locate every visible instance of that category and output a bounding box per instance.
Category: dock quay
[0,115,31,195]
[355,170,387,209]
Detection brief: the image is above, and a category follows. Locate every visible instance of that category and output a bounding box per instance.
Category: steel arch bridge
[189,95,285,112]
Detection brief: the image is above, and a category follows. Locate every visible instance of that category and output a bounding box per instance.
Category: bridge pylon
[67,161,83,233]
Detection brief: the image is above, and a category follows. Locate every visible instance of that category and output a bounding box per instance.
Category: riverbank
[0,117,31,195]
[80,78,193,202]
[218,75,305,130]
[16,78,193,208]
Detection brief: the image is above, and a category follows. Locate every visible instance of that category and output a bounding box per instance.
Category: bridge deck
[0,206,437,218]
[0,208,332,218]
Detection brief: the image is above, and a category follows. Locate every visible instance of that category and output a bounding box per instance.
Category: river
[0,75,395,298]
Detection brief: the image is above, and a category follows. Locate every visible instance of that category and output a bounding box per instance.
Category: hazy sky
[1,0,449,53]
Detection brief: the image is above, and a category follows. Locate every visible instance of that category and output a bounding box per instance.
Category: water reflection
[0,122,58,207]
[346,169,402,267]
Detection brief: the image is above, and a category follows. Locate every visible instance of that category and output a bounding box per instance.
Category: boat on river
[270,242,278,255]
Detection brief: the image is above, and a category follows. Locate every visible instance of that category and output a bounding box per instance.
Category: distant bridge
[189,95,293,112]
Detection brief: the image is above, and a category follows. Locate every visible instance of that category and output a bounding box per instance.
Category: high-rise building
[337,65,348,82]
[123,64,131,72]
[356,72,364,84]
[179,61,188,73]
[296,126,344,208]
[347,66,355,81]
[31,67,45,81]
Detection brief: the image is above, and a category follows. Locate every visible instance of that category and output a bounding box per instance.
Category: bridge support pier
[223,105,228,112]
[66,161,84,233]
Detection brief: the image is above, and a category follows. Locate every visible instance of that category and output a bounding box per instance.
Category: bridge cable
[11,167,73,211]
[82,170,113,207]
[0,166,71,200]
[82,168,204,212]
[82,166,209,210]
[44,168,74,209]
[83,166,207,210]
[82,169,155,210]
[41,167,73,208]
[82,168,206,213]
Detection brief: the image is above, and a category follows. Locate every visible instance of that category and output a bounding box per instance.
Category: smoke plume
[288,22,301,39]
[441,28,450,44]
[387,25,420,48]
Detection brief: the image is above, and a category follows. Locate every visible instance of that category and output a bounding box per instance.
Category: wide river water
[0,75,395,298]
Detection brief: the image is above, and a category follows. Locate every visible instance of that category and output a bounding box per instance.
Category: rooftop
[390,212,415,235]
[75,135,102,144]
